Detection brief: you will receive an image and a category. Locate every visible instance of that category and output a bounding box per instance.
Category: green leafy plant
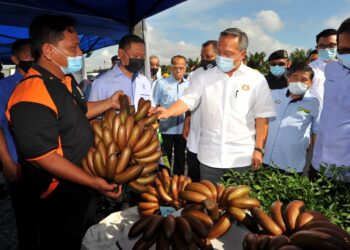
[220,166,350,233]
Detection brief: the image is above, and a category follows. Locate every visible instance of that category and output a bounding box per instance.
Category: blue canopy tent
[0,0,187,63]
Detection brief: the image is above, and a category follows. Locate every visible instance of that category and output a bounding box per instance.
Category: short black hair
[220,28,248,51]
[111,55,119,62]
[29,15,77,61]
[316,29,337,44]
[202,40,217,48]
[11,39,31,58]
[287,63,314,80]
[171,55,186,65]
[307,49,318,58]
[338,18,350,35]
[119,35,145,51]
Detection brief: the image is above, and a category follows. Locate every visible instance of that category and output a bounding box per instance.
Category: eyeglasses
[270,62,286,67]
[337,48,350,55]
[316,43,337,50]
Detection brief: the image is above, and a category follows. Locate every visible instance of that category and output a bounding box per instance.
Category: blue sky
[85,0,350,71]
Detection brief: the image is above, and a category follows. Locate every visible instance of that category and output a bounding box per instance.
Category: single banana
[82,158,92,175]
[181,209,213,228]
[270,201,287,233]
[112,114,121,143]
[93,149,106,178]
[216,184,225,204]
[127,123,143,149]
[176,216,192,244]
[266,235,290,250]
[183,215,210,239]
[162,215,176,240]
[140,192,159,203]
[199,180,217,201]
[143,214,163,241]
[283,200,305,233]
[133,127,154,153]
[106,153,118,181]
[136,173,156,185]
[155,177,173,203]
[117,123,127,152]
[128,180,148,193]
[114,164,144,184]
[144,113,158,126]
[133,139,159,158]
[226,197,261,209]
[125,115,135,141]
[207,214,231,240]
[134,100,151,122]
[226,185,250,202]
[179,191,207,203]
[185,182,213,199]
[114,147,131,174]
[170,174,179,200]
[135,150,162,164]
[86,147,97,175]
[138,201,159,210]
[242,233,260,250]
[250,207,283,236]
[128,215,154,238]
[96,140,107,165]
[140,162,159,176]
[91,120,103,138]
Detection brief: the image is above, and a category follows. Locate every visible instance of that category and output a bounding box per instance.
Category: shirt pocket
[230,87,251,116]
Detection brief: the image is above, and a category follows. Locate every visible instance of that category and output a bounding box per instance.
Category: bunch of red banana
[137,168,193,216]
[138,175,261,240]
[81,96,162,190]
[128,213,214,250]
[179,183,261,240]
[242,200,350,250]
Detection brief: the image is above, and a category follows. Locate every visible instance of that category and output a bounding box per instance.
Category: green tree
[247,52,269,74]
[187,58,200,72]
[290,48,309,67]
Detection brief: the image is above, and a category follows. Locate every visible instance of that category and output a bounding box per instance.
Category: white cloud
[217,10,299,55]
[146,24,201,64]
[324,14,349,29]
[84,45,118,72]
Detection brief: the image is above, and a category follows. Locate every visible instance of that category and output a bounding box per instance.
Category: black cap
[111,55,119,62]
[268,50,288,61]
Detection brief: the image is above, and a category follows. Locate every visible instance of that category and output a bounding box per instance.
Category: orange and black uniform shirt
[6,64,93,198]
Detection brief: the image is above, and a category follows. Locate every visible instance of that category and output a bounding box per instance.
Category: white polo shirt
[180,65,275,169]
[312,61,350,180]
[186,67,205,154]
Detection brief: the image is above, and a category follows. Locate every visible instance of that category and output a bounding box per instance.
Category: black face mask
[150,68,159,76]
[18,60,33,73]
[125,58,144,73]
[201,60,216,70]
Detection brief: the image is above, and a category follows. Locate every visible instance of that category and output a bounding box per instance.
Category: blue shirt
[0,71,23,163]
[88,64,152,107]
[312,61,350,179]
[264,88,320,173]
[153,75,190,134]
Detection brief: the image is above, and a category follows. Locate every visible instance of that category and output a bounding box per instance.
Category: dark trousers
[187,149,200,182]
[162,134,186,175]
[15,176,95,250]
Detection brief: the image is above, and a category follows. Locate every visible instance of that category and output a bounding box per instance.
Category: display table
[82,206,249,250]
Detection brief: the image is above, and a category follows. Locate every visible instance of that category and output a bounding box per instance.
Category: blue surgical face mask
[52,46,83,74]
[270,65,286,76]
[337,53,350,69]
[318,48,337,61]
[288,82,308,96]
[216,55,235,72]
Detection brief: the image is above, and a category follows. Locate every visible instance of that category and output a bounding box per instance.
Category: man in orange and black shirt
[6,15,123,250]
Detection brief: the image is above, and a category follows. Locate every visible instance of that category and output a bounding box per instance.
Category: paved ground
[0,194,18,250]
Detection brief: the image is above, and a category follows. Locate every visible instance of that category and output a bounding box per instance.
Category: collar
[32,64,66,82]
[169,74,186,84]
[112,64,139,78]
[285,89,304,103]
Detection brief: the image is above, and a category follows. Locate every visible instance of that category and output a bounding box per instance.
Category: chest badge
[241,84,250,91]
[167,87,172,91]
[298,107,311,114]
[275,99,281,104]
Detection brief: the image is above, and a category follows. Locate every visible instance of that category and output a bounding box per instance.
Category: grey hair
[149,55,160,61]
[220,28,248,51]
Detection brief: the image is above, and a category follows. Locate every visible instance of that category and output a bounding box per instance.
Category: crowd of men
[0,13,350,250]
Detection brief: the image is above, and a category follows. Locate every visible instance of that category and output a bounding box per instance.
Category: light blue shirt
[88,64,152,107]
[0,70,23,163]
[153,75,190,134]
[264,88,320,173]
[312,61,350,179]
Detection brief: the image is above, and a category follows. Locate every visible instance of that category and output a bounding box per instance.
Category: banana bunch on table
[242,200,350,250]
[136,174,262,246]
[81,96,161,189]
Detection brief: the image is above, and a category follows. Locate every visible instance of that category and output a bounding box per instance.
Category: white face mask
[288,82,308,96]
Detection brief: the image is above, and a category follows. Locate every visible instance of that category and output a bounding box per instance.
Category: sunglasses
[270,62,286,67]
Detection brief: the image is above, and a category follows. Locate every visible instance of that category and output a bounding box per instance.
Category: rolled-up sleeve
[9,102,59,160]
[253,77,276,118]
[180,73,202,111]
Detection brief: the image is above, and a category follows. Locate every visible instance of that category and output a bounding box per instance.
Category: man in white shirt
[155,28,275,183]
[308,29,337,104]
[311,19,350,182]
[183,40,217,181]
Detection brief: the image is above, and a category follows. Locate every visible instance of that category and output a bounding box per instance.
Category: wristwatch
[254,147,264,154]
